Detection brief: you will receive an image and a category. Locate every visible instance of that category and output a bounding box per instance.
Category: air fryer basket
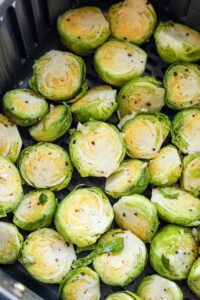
[0,0,199,299]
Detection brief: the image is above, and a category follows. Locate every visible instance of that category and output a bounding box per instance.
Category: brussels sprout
[171,107,200,154]
[164,63,200,110]
[69,121,125,177]
[117,77,165,118]
[150,224,198,280]
[3,88,48,126]
[29,104,72,142]
[18,142,73,191]
[94,39,147,87]
[105,291,142,300]
[57,6,110,56]
[148,145,182,186]
[13,189,57,231]
[154,21,200,63]
[20,228,76,283]
[137,274,183,300]
[71,85,117,122]
[60,267,100,300]
[29,50,87,101]
[188,257,200,297]
[0,114,22,163]
[113,195,158,243]
[121,112,171,159]
[105,159,149,198]
[93,229,147,286]
[55,187,114,247]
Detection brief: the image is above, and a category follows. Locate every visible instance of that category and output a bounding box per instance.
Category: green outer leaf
[0,206,6,218]
[159,188,179,199]
[161,254,170,270]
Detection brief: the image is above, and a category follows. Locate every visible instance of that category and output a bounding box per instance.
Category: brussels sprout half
[137,274,183,300]
[0,222,23,264]
[94,39,147,87]
[113,195,158,243]
[71,85,117,123]
[69,121,125,177]
[105,291,142,300]
[55,187,114,247]
[150,224,198,280]
[171,107,200,154]
[154,21,200,63]
[29,50,86,101]
[188,257,200,297]
[0,114,22,163]
[117,77,165,118]
[13,189,57,231]
[60,267,100,300]
[3,88,48,126]
[29,104,72,142]
[105,159,149,198]
[57,6,110,56]
[18,142,73,191]
[148,145,182,186]
[93,229,147,286]
[121,112,171,159]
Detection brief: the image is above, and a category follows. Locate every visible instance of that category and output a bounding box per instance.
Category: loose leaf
[159,188,179,199]
[39,193,48,205]
[161,254,170,270]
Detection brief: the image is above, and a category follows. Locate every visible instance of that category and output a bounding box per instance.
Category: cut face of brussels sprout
[18,142,73,191]
[171,108,200,154]
[113,195,158,243]
[0,222,23,264]
[71,85,117,123]
[29,50,86,101]
[20,228,76,283]
[0,114,22,163]
[94,40,147,87]
[61,267,100,300]
[188,257,200,297]
[3,88,48,126]
[13,189,57,231]
[57,6,110,56]
[121,112,171,159]
[55,187,114,247]
[105,159,149,198]
[29,104,72,142]
[93,229,147,286]
[117,77,165,118]
[164,63,200,110]
[69,121,125,177]
[105,291,142,300]
[137,274,183,300]
[154,21,200,63]
[107,0,156,45]
[148,145,182,186]
[150,224,198,280]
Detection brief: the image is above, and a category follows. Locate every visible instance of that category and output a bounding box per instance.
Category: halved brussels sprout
[188,257,200,297]
[57,6,110,56]
[29,104,72,142]
[93,229,147,286]
[3,88,48,126]
[117,77,165,118]
[60,267,100,300]
[121,112,171,159]
[148,145,182,186]
[18,142,73,191]
[71,85,117,122]
[171,107,200,154]
[107,0,156,45]
[137,274,183,300]
[94,39,147,87]
[13,189,57,231]
[55,187,114,247]
[0,114,22,163]
[150,224,198,280]
[164,63,200,110]
[0,222,23,264]
[0,156,23,215]
[29,50,87,101]
[105,159,149,198]
[69,121,125,177]
[105,291,142,300]
[154,21,200,63]
[113,195,158,243]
